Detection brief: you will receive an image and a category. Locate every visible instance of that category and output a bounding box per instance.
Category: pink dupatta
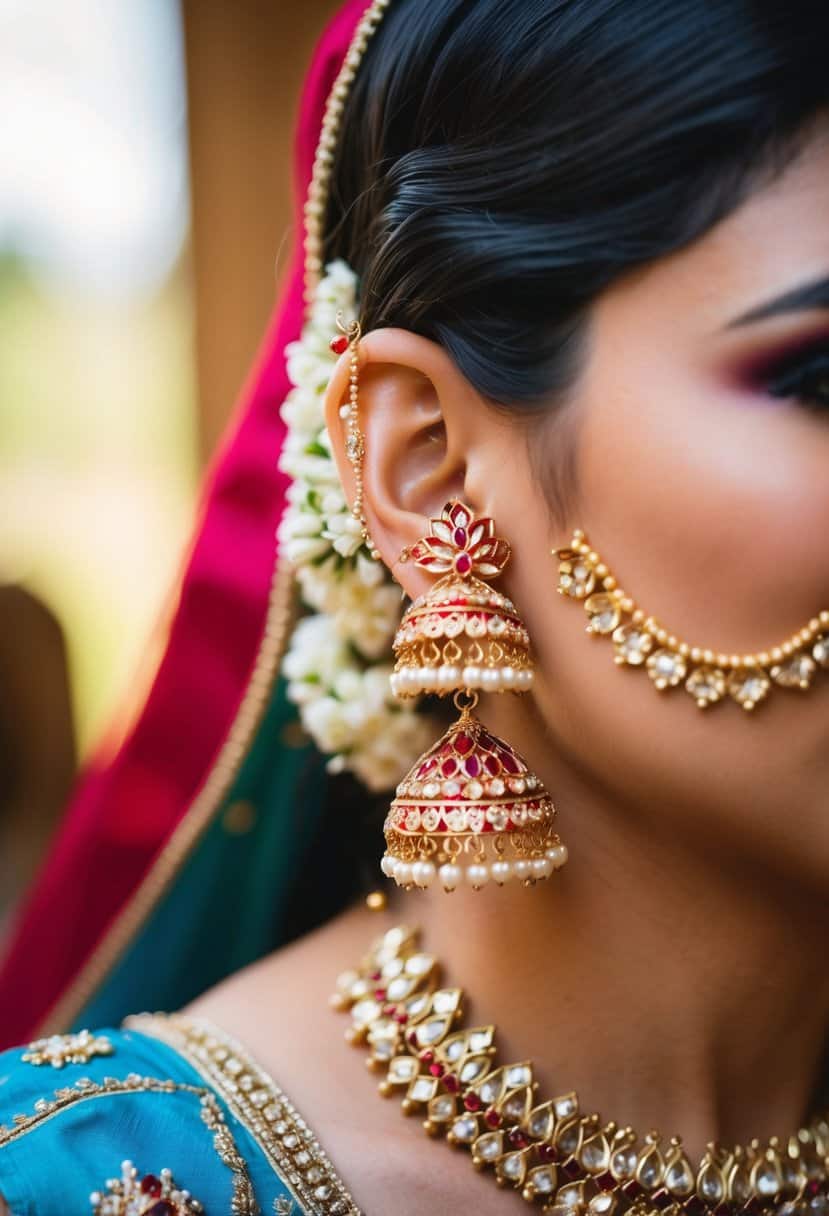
[0,0,374,1049]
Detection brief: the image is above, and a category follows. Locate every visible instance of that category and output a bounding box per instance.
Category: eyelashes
[765,342,829,412]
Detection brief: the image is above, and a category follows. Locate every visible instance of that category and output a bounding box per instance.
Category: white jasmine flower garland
[278,259,432,791]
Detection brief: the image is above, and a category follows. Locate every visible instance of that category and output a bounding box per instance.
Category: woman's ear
[324,327,490,596]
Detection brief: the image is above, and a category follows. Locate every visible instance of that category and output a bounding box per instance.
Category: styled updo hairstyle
[325,0,829,411]
[285,0,829,933]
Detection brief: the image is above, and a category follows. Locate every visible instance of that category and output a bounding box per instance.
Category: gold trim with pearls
[555,532,829,712]
[22,1029,114,1069]
[127,1013,361,1216]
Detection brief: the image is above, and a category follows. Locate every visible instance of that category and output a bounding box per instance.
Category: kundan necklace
[330,924,829,1216]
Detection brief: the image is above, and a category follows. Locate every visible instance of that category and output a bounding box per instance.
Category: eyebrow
[727,273,829,327]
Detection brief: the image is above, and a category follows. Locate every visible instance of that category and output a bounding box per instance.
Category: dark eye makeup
[764,339,829,412]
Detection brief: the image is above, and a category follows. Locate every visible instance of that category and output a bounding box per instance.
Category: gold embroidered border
[126,1014,361,1216]
[0,1071,256,1212]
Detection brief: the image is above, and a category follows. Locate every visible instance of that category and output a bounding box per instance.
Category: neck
[392,703,829,1162]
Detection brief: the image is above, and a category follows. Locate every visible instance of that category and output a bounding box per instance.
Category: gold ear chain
[554,532,829,711]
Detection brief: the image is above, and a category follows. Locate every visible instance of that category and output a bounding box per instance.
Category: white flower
[277,258,427,790]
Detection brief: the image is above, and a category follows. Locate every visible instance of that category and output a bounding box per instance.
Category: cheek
[577,341,829,649]
[503,344,829,881]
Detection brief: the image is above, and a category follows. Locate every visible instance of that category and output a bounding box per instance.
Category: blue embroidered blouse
[0,1015,359,1216]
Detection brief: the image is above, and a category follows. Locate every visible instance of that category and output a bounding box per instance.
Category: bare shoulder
[185,899,414,1208]
[185,897,392,1087]
[184,898,403,1143]
[184,898,524,1215]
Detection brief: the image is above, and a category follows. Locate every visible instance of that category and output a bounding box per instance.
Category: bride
[2,0,829,1212]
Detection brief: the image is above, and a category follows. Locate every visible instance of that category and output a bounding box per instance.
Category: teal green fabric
[0,1027,304,1213]
[73,677,328,1031]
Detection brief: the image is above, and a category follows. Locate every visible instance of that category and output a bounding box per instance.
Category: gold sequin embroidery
[0,1072,256,1213]
[22,1029,114,1068]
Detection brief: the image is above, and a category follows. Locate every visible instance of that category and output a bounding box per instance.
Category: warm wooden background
[182,0,341,461]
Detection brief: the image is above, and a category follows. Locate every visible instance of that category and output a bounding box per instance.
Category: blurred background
[0,0,339,938]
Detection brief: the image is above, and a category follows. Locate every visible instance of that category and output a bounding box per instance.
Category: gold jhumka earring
[383,504,566,893]
[331,318,566,895]
[554,530,829,711]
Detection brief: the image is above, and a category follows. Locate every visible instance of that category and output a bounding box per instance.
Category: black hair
[325,0,829,416]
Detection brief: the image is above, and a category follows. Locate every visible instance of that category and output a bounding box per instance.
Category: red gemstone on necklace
[537,1144,557,1163]
[330,335,349,355]
[651,1189,672,1210]
[562,1156,582,1179]
[382,1003,395,1016]
[369,970,381,981]
[596,1170,615,1190]
[429,1062,445,1078]
[419,1049,435,1063]
[394,1011,408,1024]
[140,1176,163,1196]
[464,1091,482,1112]
[407,1030,418,1047]
[484,1107,502,1128]
[374,988,387,1001]
[442,1073,460,1093]
[807,1181,823,1198]
[683,1196,706,1216]
[454,552,473,575]
[508,1128,529,1149]
[146,1204,175,1216]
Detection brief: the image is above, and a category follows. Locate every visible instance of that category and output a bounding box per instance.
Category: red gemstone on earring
[453,527,468,547]
[454,552,473,575]
[330,335,349,355]
[140,1176,163,1196]
[455,734,473,755]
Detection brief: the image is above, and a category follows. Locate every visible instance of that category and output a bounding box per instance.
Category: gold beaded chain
[335,312,382,560]
[332,924,829,1216]
[555,532,829,712]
